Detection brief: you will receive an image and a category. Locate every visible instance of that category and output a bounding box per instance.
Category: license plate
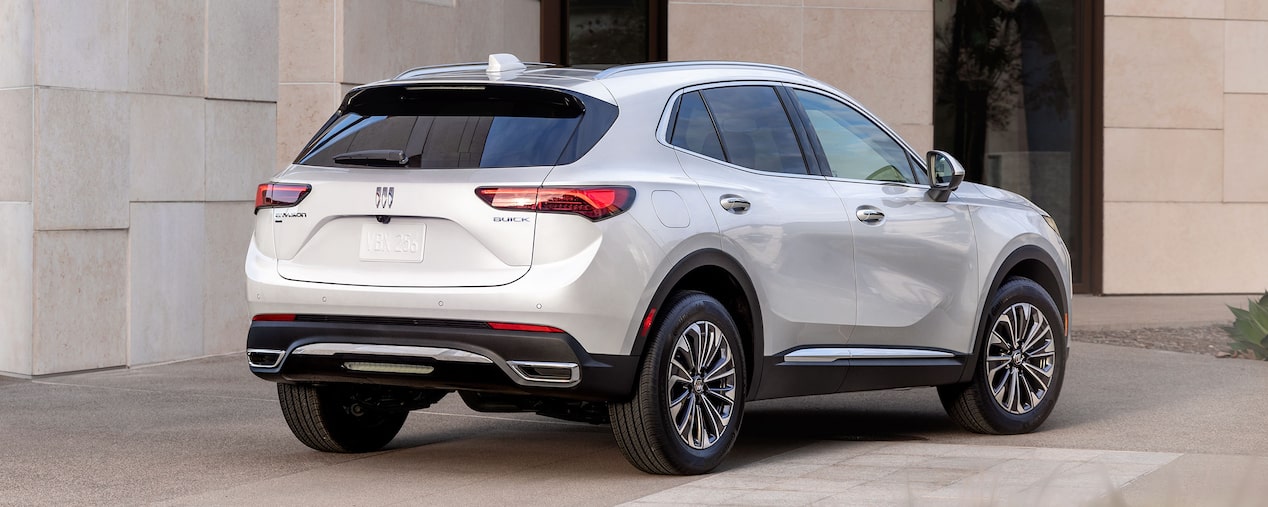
[359,222,425,262]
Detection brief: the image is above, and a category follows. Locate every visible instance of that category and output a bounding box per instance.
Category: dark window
[669,92,725,161]
[700,86,808,175]
[793,90,918,183]
[296,85,616,169]
[542,0,666,66]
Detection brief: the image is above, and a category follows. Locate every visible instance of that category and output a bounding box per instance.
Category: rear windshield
[295,85,617,169]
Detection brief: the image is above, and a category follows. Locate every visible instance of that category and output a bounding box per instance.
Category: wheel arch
[632,249,764,401]
[958,245,1069,383]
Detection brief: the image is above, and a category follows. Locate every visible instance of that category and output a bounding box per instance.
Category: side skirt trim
[782,347,955,363]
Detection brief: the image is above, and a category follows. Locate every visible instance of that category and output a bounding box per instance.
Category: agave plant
[1227,292,1268,360]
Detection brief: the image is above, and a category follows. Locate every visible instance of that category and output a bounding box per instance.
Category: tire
[609,291,746,475]
[939,277,1067,434]
[278,383,409,453]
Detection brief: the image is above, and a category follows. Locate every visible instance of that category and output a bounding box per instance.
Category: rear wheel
[609,291,746,475]
[939,277,1066,434]
[278,383,413,453]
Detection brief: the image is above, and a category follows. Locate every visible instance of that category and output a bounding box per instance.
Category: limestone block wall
[1101,0,1268,293]
[0,0,278,376]
[666,0,934,153]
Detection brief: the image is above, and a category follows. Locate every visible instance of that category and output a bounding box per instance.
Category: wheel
[939,277,1066,434]
[277,383,409,453]
[609,291,746,475]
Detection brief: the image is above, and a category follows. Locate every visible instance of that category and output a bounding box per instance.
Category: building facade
[1,0,1265,376]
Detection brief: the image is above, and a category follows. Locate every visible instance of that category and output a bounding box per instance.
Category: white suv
[246,54,1071,475]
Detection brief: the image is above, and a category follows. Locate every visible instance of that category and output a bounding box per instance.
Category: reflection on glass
[566,0,649,65]
[933,0,1082,279]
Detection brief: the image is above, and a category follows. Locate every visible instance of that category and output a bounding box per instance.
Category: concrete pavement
[3,333,1267,506]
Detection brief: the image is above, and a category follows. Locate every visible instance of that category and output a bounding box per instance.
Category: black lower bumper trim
[247,320,638,401]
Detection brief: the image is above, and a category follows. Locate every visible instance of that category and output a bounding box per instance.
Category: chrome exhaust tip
[246,349,286,369]
[507,360,580,385]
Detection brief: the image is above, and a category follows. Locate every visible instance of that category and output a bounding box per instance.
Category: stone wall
[0,0,278,375]
[1101,0,1268,293]
[666,0,934,152]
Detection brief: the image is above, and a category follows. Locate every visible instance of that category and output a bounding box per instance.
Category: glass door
[933,0,1099,293]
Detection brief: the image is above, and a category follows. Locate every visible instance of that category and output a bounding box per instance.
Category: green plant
[1226,292,1268,360]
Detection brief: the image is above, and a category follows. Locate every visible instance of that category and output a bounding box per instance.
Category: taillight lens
[254,183,311,214]
[251,314,296,321]
[475,186,635,221]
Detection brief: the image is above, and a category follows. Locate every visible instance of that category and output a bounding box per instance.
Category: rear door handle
[720,195,751,214]
[856,208,885,223]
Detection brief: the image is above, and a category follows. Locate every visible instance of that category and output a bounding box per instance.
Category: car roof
[345,55,824,106]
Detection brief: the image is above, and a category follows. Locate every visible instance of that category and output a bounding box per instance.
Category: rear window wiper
[332,149,408,167]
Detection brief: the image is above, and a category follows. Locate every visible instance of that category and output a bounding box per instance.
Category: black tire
[278,383,409,453]
[939,277,1067,434]
[609,291,746,475]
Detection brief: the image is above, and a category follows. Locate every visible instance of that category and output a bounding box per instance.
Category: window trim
[655,81,824,181]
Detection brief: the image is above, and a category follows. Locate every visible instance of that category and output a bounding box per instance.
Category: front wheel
[939,277,1067,434]
[609,291,746,475]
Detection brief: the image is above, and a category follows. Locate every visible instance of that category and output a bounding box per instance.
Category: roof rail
[594,60,806,80]
[394,56,554,80]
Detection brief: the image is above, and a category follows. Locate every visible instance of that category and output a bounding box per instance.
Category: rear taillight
[475,186,635,221]
[251,314,296,321]
[254,183,311,214]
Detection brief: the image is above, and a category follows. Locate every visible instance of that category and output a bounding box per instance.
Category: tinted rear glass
[296,85,614,169]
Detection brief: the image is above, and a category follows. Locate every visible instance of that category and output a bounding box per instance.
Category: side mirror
[926,150,965,203]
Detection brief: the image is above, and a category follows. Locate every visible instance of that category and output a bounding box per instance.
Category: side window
[793,89,917,183]
[669,92,725,161]
[700,86,809,175]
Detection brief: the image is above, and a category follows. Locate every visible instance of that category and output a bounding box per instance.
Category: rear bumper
[247,318,639,401]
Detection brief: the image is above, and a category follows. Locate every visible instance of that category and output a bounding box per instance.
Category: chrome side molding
[783,347,955,363]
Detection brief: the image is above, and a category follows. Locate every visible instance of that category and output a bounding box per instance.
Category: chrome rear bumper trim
[291,343,494,364]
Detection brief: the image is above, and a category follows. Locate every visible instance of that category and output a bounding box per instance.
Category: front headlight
[1042,214,1060,235]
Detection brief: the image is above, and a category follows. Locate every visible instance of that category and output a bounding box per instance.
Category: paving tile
[1089,451,1181,466]
[763,478,864,493]
[633,486,744,505]
[725,489,832,506]
[735,461,832,479]
[690,473,777,491]
[805,465,901,482]
[837,453,930,467]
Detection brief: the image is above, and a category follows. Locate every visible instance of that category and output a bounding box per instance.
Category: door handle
[856,208,885,223]
[720,195,751,214]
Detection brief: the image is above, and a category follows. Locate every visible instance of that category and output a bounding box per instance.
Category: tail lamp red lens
[487,322,565,333]
[475,186,635,221]
[251,314,296,321]
[254,183,311,214]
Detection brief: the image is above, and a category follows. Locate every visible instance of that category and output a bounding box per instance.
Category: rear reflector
[475,186,635,221]
[487,322,566,333]
[252,314,296,321]
[254,183,311,214]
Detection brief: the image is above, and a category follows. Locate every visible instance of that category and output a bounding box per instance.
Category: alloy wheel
[666,320,738,450]
[985,302,1057,415]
